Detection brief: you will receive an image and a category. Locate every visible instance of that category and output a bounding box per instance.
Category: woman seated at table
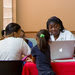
[20,29,33,48]
[0,23,31,60]
[46,16,75,41]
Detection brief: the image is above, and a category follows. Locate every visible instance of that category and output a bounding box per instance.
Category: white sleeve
[68,32,75,40]
[65,30,75,40]
[70,34,75,40]
[21,40,31,56]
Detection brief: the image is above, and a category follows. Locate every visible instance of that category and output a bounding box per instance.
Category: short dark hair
[21,29,25,34]
[1,30,5,36]
[46,16,64,32]
[5,23,21,35]
[20,29,26,37]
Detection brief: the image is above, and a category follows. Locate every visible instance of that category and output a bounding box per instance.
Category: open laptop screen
[50,41,75,60]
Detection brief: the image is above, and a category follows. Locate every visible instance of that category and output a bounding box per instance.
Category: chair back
[27,38,37,47]
[0,61,23,75]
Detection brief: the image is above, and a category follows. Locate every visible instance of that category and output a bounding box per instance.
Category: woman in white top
[46,16,75,41]
[0,23,31,60]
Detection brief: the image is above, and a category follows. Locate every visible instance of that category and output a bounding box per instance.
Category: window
[3,0,16,29]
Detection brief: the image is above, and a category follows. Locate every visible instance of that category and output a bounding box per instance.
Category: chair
[0,61,23,75]
[27,38,37,47]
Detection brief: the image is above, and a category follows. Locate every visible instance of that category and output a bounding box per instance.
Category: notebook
[50,41,75,60]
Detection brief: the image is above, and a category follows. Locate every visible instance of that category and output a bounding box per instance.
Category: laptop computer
[50,41,75,60]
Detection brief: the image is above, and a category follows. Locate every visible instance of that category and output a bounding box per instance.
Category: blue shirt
[31,45,52,71]
[28,40,33,48]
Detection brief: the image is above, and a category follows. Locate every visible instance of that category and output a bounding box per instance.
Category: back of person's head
[37,29,50,53]
[5,23,21,36]
[1,30,5,37]
[46,16,64,32]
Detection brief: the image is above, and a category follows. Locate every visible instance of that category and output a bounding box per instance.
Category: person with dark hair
[46,16,75,41]
[31,29,55,75]
[0,23,31,60]
[20,29,33,48]
[5,23,21,37]
[1,30,6,37]
[0,30,6,40]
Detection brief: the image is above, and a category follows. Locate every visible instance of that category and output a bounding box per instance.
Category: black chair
[0,60,23,75]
